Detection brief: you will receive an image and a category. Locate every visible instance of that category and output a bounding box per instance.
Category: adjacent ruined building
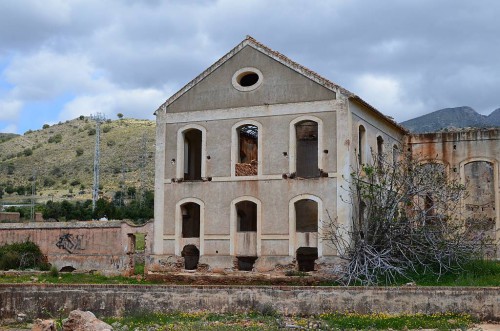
[151,36,498,273]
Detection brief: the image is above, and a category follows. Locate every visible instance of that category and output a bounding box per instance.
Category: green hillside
[0,117,155,204]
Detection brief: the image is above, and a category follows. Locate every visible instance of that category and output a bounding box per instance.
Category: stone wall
[0,284,499,321]
[0,221,152,275]
[0,212,20,222]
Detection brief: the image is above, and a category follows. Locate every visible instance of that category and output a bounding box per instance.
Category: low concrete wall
[0,284,499,321]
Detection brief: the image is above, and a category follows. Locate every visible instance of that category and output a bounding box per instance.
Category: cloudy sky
[1,0,499,134]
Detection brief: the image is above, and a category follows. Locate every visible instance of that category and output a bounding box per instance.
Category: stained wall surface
[408,129,500,256]
[1,284,499,321]
[0,221,152,275]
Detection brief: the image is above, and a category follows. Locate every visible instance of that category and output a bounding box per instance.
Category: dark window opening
[236,201,257,232]
[424,193,435,221]
[181,244,199,270]
[392,145,399,165]
[358,125,366,165]
[296,247,318,272]
[236,125,258,176]
[181,203,200,238]
[237,256,258,271]
[184,129,202,180]
[377,136,384,167]
[295,199,318,232]
[238,73,259,87]
[296,120,319,178]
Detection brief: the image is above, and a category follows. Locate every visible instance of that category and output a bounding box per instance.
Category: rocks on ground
[61,310,112,331]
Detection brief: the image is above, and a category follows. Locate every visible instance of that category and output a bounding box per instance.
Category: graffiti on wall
[56,234,85,253]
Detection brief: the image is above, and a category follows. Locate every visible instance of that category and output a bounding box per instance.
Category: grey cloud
[1,0,500,129]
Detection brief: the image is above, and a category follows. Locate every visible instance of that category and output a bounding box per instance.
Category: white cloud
[5,51,112,100]
[353,74,425,121]
[0,124,18,133]
[0,99,22,121]
[60,87,168,121]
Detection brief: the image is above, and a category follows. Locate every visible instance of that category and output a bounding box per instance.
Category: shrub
[43,177,56,187]
[79,115,85,120]
[117,113,124,119]
[75,147,84,156]
[0,241,49,270]
[49,265,59,277]
[42,124,50,129]
[107,140,116,147]
[102,126,112,133]
[70,179,81,186]
[48,134,62,143]
[5,186,15,194]
[88,128,96,136]
[7,164,15,175]
[23,148,33,157]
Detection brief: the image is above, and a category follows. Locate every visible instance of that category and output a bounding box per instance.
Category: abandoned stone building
[151,36,499,273]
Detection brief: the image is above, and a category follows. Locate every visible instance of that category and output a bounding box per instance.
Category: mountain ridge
[401,106,500,133]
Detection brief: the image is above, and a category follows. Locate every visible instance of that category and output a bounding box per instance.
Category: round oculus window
[232,67,263,91]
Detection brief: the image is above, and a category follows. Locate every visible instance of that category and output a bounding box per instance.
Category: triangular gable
[155,36,406,133]
[155,36,350,114]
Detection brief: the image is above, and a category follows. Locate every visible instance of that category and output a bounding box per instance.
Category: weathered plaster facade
[409,129,500,256]
[0,221,152,275]
[151,37,407,273]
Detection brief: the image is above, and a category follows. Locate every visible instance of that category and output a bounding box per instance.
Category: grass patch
[134,263,145,275]
[0,272,161,285]
[318,312,475,330]
[102,312,475,330]
[135,233,145,250]
[396,260,500,286]
[104,312,280,331]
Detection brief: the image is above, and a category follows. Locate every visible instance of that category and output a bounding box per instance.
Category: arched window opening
[464,161,496,229]
[392,145,399,165]
[295,199,318,232]
[295,120,319,178]
[181,202,200,238]
[181,244,199,270]
[236,200,257,232]
[377,136,384,166]
[424,193,435,221]
[183,129,202,180]
[296,247,318,272]
[358,125,366,165]
[236,125,258,176]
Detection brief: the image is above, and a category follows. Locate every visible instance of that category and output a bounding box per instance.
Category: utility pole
[30,169,37,222]
[91,113,106,212]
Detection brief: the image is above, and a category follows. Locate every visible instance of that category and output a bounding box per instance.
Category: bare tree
[324,148,491,285]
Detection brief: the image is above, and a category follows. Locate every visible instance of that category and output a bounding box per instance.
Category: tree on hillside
[117,113,124,119]
[323,148,490,285]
